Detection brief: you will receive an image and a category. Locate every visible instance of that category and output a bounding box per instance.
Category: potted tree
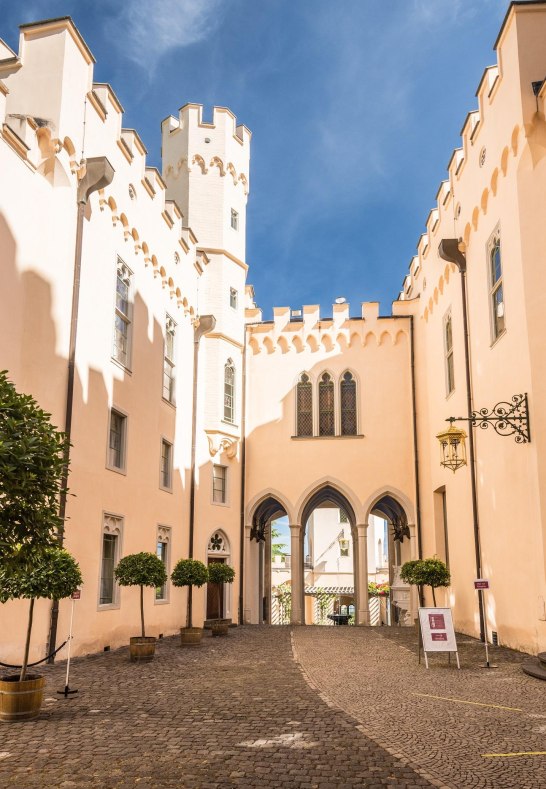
[171,558,209,645]
[114,552,167,662]
[207,563,235,636]
[401,557,451,606]
[0,547,82,722]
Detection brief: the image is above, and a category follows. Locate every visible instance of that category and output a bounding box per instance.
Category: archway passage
[301,485,357,625]
[251,497,288,624]
[370,495,413,625]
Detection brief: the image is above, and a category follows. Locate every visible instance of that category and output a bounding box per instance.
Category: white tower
[161,105,251,623]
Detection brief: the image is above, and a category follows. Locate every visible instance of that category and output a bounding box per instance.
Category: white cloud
[111,0,224,67]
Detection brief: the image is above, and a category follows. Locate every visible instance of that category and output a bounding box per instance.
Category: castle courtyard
[0,626,543,789]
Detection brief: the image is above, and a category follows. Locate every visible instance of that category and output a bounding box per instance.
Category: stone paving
[293,626,546,789]
[0,626,434,789]
[1,626,544,789]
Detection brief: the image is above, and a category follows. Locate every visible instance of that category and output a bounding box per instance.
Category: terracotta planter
[180,627,203,646]
[129,636,156,662]
[211,622,229,637]
[0,674,45,722]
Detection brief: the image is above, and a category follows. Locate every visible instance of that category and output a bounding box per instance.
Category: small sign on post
[58,589,80,698]
[418,607,460,669]
[474,579,497,668]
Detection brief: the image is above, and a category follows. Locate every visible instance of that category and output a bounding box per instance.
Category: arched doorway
[250,496,288,624]
[207,530,232,621]
[300,485,357,626]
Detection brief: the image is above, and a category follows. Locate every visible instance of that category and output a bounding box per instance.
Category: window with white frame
[213,464,227,504]
[100,515,122,606]
[163,316,176,403]
[224,359,235,423]
[113,259,132,367]
[160,439,173,490]
[231,208,239,230]
[318,372,335,436]
[488,228,505,341]
[155,526,171,601]
[444,309,455,395]
[107,409,127,471]
[230,287,238,310]
[340,372,357,435]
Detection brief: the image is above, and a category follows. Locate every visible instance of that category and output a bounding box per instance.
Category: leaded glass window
[444,311,455,395]
[340,372,357,435]
[113,260,132,367]
[318,373,335,436]
[488,231,505,341]
[224,360,235,423]
[296,373,313,436]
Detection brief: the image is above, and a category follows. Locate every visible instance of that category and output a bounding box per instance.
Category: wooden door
[207,557,225,619]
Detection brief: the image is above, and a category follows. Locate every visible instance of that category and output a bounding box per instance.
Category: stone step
[522,659,546,681]
[538,651,546,668]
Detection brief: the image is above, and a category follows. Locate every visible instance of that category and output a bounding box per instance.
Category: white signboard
[418,607,460,668]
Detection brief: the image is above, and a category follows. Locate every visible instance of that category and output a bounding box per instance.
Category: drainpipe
[47,157,115,663]
[438,238,485,641]
[238,326,248,625]
[187,314,216,627]
[409,315,424,607]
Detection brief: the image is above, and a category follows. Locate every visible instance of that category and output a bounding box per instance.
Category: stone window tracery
[296,373,313,437]
[340,371,357,435]
[224,359,235,423]
[488,228,505,341]
[318,373,335,436]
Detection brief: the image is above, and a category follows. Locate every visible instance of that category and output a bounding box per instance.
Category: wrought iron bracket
[447,393,530,443]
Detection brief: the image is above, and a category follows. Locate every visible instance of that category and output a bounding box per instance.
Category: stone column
[243,524,255,624]
[264,526,272,624]
[290,524,303,624]
[355,523,370,625]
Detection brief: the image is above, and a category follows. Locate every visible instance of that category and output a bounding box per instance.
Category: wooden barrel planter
[0,674,46,722]
[180,627,203,646]
[211,622,229,637]
[129,636,156,662]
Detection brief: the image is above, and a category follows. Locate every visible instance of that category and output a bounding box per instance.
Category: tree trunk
[217,583,221,620]
[187,586,192,629]
[431,586,437,606]
[20,598,35,682]
[140,585,145,637]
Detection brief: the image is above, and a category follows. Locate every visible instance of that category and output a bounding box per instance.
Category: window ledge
[222,419,239,429]
[106,464,127,476]
[159,485,173,494]
[212,500,230,508]
[162,397,176,410]
[154,598,170,606]
[98,602,121,611]
[490,328,506,349]
[111,357,132,376]
[291,434,365,440]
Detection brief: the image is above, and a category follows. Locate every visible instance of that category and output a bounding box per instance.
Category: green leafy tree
[315,589,336,624]
[0,371,69,572]
[271,526,287,559]
[401,557,450,605]
[171,559,209,628]
[114,552,167,638]
[276,582,291,624]
[207,563,235,621]
[0,547,82,681]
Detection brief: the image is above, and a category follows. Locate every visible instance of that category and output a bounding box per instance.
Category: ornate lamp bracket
[448,393,530,444]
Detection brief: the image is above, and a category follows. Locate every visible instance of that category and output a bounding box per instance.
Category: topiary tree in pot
[0,547,82,722]
[401,557,451,606]
[171,558,209,645]
[114,552,167,662]
[207,563,235,636]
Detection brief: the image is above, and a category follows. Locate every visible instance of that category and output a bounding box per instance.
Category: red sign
[474,579,489,590]
[431,632,448,641]
[429,614,446,630]
[71,589,81,600]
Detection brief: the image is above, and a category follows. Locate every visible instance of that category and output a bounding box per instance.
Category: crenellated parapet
[0,16,202,320]
[246,301,410,356]
[397,2,546,321]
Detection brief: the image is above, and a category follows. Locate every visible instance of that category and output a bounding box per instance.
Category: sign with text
[474,579,490,590]
[419,607,458,653]
[71,589,81,600]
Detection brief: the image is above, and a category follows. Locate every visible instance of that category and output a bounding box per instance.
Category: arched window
[318,372,335,436]
[296,373,313,436]
[224,359,235,423]
[488,229,505,340]
[340,371,357,435]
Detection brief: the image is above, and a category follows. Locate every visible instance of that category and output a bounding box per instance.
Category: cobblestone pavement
[0,626,435,789]
[293,626,546,789]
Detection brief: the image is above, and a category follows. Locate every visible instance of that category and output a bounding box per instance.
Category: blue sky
[1,0,507,317]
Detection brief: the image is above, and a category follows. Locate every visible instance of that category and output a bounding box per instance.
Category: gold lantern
[437,423,467,472]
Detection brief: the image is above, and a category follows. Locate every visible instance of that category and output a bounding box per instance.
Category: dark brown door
[207,557,225,619]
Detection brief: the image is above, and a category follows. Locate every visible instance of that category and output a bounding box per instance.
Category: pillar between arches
[355,523,370,625]
[289,524,303,624]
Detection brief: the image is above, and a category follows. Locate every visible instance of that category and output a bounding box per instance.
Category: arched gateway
[245,486,417,626]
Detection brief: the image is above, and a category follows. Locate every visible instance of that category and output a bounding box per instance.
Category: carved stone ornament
[205,431,239,459]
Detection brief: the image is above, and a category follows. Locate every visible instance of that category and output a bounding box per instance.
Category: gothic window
[488,228,505,341]
[100,515,123,606]
[340,371,357,435]
[155,526,171,601]
[318,372,335,436]
[444,310,454,396]
[224,359,235,423]
[208,531,227,552]
[296,373,313,437]
[163,316,176,403]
